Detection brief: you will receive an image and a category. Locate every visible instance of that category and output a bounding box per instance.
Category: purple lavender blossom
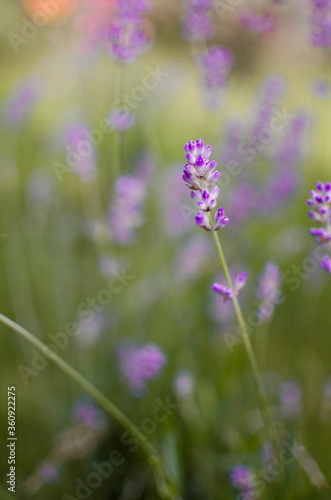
[106,0,151,63]
[312,79,331,98]
[212,272,246,301]
[321,255,331,273]
[109,109,136,131]
[73,398,106,428]
[256,262,282,322]
[176,237,211,283]
[2,78,42,126]
[65,124,98,182]
[74,314,104,348]
[279,380,302,419]
[109,174,146,244]
[38,462,59,484]
[173,369,195,398]
[182,0,214,41]
[240,9,274,34]
[307,181,331,273]
[310,0,331,48]
[253,76,285,144]
[229,465,255,493]
[200,46,234,90]
[200,46,234,106]
[183,139,229,232]
[25,168,55,210]
[118,343,166,394]
[223,84,307,222]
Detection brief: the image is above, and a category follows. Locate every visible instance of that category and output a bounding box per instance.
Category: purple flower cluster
[253,76,285,144]
[212,272,246,302]
[240,9,274,34]
[109,109,136,131]
[73,398,106,428]
[182,0,214,41]
[118,343,166,394]
[109,174,146,245]
[65,124,98,182]
[2,78,42,126]
[176,236,211,283]
[310,0,331,48]
[221,77,307,224]
[229,466,256,499]
[256,262,282,322]
[200,46,234,106]
[183,139,229,231]
[279,380,302,420]
[307,181,331,274]
[200,46,234,90]
[106,0,151,63]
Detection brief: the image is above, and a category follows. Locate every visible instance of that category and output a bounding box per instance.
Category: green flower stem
[0,313,175,500]
[208,217,282,469]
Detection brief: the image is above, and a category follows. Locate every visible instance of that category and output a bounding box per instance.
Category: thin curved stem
[0,313,175,499]
[208,222,283,471]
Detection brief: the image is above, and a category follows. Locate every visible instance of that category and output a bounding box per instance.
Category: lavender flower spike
[181,139,282,469]
[118,343,166,394]
[257,261,282,322]
[182,139,228,231]
[307,181,331,274]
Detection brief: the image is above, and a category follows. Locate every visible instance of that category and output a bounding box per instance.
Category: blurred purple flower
[175,236,211,283]
[227,183,258,225]
[182,0,214,41]
[229,465,255,492]
[312,79,331,98]
[25,168,55,210]
[256,262,282,322]
[310,0,331,47]
[109,109,136,131]
[240,9,274,34]
[38,462,59,484]
[74,314,104,348]
[173,369,195,398]
[106,0,151,63]
[253,76,285,144]
[321,255,331,273]
[73,398,106,428]
[307,181,331,273]
[65,124,98,182]
[201,46,234,90]
[279,380,302,419]
[109,174,146,244]
[2,78,42,126]
[200,46,234,106]
[118,343,166,393]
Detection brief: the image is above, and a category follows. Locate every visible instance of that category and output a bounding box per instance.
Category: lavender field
[0,1,331,499]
